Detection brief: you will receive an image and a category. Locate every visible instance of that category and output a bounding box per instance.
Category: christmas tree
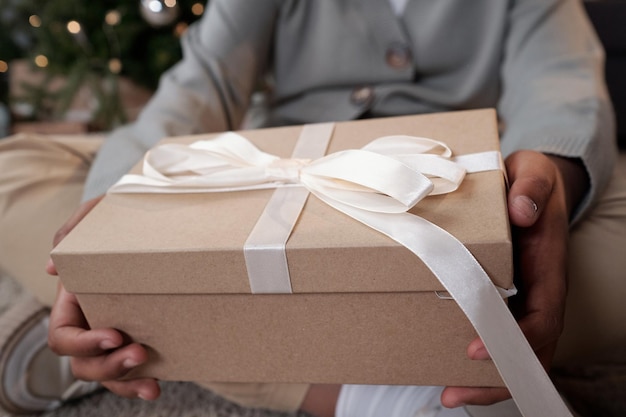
[0,0,205,131]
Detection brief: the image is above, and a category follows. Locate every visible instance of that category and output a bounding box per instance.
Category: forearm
[82,1,279,201]
[81,124,151,201]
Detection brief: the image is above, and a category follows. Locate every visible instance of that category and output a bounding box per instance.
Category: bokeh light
[29,15,42,28]
[174,22,188,37]
[105,10,121,26]
[191,3,204,15]
[34,55,49,68]
[108,58,122,74]
[67,20,82,34]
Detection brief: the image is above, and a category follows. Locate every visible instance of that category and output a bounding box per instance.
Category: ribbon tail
[313,193,572,417]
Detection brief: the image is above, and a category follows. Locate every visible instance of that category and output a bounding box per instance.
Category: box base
[78,291,504,387]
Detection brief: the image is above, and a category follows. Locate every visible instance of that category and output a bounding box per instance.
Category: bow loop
[301,150,434,213]
[362,135,453,157]
[110,131,466,211]
[189,132,279,168]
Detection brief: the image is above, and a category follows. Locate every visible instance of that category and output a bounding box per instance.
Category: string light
[174,22,188,37]
[67,20,82,34]
[191,3,204,15]
[147,0,163,12]
[108,58,122,74]
[145,0,177,12]
[34,55,49,68]
[29,15,42,28]
[6,1,206,133]
[105,10,121,26]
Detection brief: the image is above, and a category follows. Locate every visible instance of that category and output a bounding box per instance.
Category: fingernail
[442,396,465,408]
[512,195,538,219]
[473,347,491,360]
[137,388,153,401]
[123,358,141,369]
[99,339,119,350]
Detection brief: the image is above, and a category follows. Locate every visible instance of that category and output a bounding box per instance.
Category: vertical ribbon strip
[109,124,573,417]
[243,123,335,293]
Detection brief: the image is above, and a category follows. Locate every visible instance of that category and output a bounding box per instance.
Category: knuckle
[545,314,564,339]
[102,381,133,398]
[69,358,120,382]
[47,333,61,354]
[69,358,90,381]
[109,366,127,381]
[525,174,553,198]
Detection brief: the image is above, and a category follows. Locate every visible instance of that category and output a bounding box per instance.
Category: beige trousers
[1,133,625,412]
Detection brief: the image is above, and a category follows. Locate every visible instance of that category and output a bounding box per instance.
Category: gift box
[52,109,512,387]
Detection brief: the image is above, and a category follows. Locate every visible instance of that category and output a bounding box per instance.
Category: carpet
[2,381,306,417]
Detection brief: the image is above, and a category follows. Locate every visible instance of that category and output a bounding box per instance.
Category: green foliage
[0,0,203,129]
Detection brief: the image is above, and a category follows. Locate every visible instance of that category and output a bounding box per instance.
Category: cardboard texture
[52,109,512,387]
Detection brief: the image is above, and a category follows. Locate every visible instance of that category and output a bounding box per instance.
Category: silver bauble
[139,0,180,27]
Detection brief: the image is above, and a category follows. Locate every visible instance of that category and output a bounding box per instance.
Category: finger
[48,284,124,356]
[46,257,58,276]
[102,379,161,401]
[70,343,148,381]
[466,239,566,361]
[467,336,490,360]
[513,210,568,350]
[505,151,556,228]
[467,335,557,374]
[466,221,565,359]
[441,386,510,408]
[466,333,557,365]
[514,311,563,361]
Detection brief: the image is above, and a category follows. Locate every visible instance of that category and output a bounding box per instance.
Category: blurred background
[0,1,624,416]
[0,0,205,136]
[0,0,624,149]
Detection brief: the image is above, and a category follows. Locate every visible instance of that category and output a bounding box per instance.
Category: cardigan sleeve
[81,0,279,201]
[497,0,617,222]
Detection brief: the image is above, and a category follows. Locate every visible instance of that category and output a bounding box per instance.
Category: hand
[46,196,161,401]
[441,150,587,408]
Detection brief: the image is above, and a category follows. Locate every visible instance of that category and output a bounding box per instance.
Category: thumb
[505,151,557,228]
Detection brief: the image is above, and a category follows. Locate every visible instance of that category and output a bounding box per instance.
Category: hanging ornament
[139,0,180,27]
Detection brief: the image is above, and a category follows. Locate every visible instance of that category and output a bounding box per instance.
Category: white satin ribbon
[109,123,572,417]
[244,123,335,293]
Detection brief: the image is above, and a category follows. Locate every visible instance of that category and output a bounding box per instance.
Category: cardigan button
[350,86,374,107]
[386,42,412,69]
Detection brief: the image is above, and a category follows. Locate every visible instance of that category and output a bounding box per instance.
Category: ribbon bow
[111,131,470,215]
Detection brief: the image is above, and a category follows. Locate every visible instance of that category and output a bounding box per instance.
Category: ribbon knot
[265,158,311,183]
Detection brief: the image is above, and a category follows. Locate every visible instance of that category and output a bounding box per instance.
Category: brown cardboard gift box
[52,109,512,387]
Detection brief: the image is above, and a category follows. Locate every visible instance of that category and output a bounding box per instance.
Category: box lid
[52,109,512,295]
